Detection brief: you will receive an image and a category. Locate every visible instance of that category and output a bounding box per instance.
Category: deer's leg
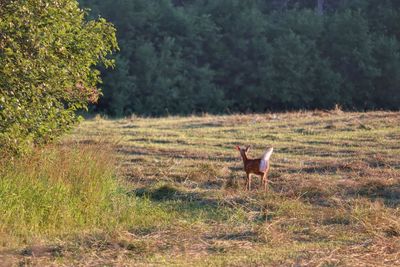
[262,173,268,192]
[260,174,264,191]
[245,173,249,191]
[248,174,252,191]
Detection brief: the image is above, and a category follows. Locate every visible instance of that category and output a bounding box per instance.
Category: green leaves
[80,0,400,116]
[0,0,117,154]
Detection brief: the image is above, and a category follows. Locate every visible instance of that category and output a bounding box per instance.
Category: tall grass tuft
[0,143,135,245]
[0,146,118,243]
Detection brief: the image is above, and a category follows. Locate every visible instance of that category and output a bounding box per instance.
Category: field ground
[2,111,400,266]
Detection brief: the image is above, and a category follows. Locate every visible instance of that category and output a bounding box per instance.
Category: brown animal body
[236,146,273,191]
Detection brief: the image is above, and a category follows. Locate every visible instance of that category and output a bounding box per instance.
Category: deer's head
[236,145,250,159]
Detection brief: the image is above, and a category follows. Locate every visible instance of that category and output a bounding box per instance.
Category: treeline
[80,0,400,116]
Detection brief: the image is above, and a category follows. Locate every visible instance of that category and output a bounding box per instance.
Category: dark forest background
[79,0,400,116]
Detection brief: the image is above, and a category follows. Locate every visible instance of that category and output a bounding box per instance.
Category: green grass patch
[0,144,175,247]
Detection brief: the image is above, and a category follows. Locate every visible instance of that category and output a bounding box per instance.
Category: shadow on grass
[204,230,262,243]
[129,184,249,226]
[129,185,226,214]
[128,184,257,223]
[131,184,204,202]
[343,180,400,207]
[183,122,224,129]
[273,175,400,208]
[128,138,191,146]
[117,146,236,161]
[286,160,379,175]
[121,124,139,129]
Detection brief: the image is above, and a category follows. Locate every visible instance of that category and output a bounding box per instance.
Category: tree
[79,0,400,114]
[0,0,117,153]
[323,10,379,108]
[316,0,325,15]
[372,36,400,109]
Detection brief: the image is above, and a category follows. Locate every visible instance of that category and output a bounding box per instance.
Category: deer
[236,146,273,191]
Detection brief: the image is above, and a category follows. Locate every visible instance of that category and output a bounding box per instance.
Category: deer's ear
[245,146,250,152]
[235,146,241,151]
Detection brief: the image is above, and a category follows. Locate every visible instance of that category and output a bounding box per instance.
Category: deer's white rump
[259,148,273,172]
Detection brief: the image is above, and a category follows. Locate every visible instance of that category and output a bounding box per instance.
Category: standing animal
[236,146,274,191]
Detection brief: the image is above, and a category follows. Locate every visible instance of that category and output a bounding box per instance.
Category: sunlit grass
[2,111,400,266]
[0,144,177,248]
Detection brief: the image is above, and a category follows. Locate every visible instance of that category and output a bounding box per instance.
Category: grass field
[2,111,400,266]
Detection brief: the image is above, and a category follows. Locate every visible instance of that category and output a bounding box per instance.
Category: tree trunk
[316,0,324,15]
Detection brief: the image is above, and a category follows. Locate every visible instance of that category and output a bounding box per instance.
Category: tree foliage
[80,0,400,116]
[0,0,117,153]
[5,0,399,124]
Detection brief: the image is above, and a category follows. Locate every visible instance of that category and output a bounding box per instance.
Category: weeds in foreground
[0,144,176,248]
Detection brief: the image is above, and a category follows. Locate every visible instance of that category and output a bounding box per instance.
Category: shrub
[0,0,118,154]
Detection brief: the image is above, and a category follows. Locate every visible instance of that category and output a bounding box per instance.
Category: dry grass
[1,111,400,266]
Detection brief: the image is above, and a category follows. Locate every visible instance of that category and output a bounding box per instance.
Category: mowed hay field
[3,111,400,266]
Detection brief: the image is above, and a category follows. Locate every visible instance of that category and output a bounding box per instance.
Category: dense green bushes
[0,0,117,153]
[80,0,400,116]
